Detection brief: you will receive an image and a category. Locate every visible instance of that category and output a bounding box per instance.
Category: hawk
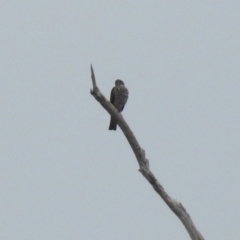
[109,79,129,130]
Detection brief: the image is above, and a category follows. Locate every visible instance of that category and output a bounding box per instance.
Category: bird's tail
[108,117,117,130]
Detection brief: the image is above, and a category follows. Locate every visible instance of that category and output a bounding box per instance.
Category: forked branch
[90,65,205,240]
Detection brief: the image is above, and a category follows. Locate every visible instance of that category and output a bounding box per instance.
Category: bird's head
[115,79,125,86]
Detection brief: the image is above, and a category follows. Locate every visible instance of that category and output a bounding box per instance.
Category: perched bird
[109,79,129,130]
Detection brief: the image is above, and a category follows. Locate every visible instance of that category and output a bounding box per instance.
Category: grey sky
[0,1,240,239]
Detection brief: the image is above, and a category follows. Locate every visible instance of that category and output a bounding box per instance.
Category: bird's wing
[110,87,115,104]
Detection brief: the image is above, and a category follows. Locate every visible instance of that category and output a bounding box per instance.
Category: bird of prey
[109,79,129,130]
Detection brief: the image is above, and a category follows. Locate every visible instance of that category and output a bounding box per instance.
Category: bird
[109,79,129,130]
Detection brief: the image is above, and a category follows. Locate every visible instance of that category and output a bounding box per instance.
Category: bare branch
[90,65,205,240]
[90,64,98,91]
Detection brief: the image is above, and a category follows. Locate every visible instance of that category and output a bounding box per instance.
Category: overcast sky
[1,1,240,239]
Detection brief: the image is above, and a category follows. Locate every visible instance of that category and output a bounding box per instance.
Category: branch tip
[90,64,97,90]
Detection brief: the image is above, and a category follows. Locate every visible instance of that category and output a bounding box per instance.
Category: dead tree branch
[90,65,205,240]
